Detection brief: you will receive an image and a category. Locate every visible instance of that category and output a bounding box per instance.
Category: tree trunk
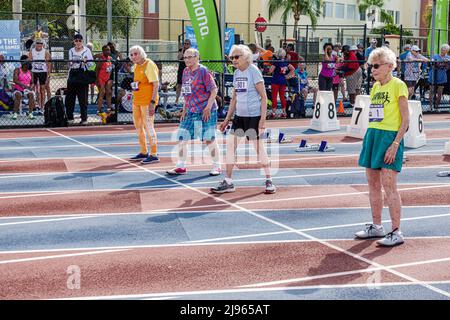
[293,19,299,40]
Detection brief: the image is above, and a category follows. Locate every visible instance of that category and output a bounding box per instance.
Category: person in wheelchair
[11,55,36,120]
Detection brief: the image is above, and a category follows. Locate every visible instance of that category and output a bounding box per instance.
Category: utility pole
[107,0,112,43]
[220,0,226,59]
[80,0,86,38]
[12,0,22,21]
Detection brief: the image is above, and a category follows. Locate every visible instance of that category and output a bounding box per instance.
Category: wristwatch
[150,100,156,104]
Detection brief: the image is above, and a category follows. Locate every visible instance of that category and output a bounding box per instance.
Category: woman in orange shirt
[129,45,160,164]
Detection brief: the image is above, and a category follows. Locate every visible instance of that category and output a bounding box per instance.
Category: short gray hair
[441,44,450,51]
[367,47,397,69]
[129,45,147,60]
[275,48,286,59]
[229,44,253,65]
[184,48,199,58]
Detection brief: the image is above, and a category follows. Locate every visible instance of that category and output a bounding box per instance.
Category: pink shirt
[14,68,32,91]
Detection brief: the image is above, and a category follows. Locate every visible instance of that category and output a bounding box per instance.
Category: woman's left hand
[384,144,399,165]
[202,106,211,122]
[149,105,155,116]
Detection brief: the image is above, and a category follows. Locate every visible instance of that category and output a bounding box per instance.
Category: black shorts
[231,115,261,140]
[177,68,184,85]
[33,72,47,85]
[318,74,333,91]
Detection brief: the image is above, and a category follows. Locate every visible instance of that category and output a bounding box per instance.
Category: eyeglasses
[368,63,389,69]
[183,55,196,59]
[229,55,242,60]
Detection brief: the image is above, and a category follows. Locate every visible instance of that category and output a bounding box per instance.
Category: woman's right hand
[219,119,230,132]
[180,110,186,122]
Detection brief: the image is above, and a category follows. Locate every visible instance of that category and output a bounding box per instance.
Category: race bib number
[235,77,248,93]
[130,81,139,91]
[181,83,192,95]
[300,78,308,85]
[327,63,335,69]
[106,65,113,73]
[33,63,45,71]
[369,104,384,122]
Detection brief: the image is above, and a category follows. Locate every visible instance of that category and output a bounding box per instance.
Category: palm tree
[357,0,394,28]
[267,0,323,39]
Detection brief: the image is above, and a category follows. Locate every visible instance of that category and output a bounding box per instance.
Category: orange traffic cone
[338,100,345,114]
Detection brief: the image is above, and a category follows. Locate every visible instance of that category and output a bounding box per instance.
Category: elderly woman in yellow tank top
[355,47,409,247]
[128,45,160,164]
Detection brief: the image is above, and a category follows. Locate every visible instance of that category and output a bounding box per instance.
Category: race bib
[327,63,335,69]
[369,104,385,122]
[33,63,45,71]
[181,83,192,95]
[106,65,113,73]
[300,78,308,85]
[235,77,248,93]
[130,81,139,91]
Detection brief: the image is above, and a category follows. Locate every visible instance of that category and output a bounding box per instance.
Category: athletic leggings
[132,104,158,156]
[271,84,287,111]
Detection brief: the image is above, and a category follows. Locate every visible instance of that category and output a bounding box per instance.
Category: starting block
[437,171,450,177]
[265,131,293,144]
[444,141,450,155]
[295,139,335,152]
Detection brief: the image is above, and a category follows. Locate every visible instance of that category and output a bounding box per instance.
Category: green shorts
[358,128,404,172]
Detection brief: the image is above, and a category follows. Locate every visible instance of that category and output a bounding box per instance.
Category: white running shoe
[355,224,385,239]
[377,229,404,247]
[209,165,222,176]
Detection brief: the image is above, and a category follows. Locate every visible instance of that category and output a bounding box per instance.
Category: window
[415,12,418,26]
[335,3,345,19]
[148,0,159,14]
[395,11,400,24]
[359,9,366,21]
[347,5,356,20]
[323,2,333,18]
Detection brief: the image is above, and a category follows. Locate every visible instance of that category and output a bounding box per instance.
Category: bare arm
[384,96,409,165]
[45,51,52,74]
[220,90,237,132]
[255,81,267,121]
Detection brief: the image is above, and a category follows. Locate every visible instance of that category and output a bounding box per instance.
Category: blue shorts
[178,110,217,142]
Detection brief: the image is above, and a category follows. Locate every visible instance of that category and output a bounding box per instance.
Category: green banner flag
[184,0,222,72]
[428,0,449,55]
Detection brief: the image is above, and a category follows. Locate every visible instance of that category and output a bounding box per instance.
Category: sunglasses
[229,55,242,60]
[368,63,388,69]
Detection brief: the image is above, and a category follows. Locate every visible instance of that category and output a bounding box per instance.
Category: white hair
[184,48,199,58]
[229,44,253,65]
[86,42,94,49]
[441,44,450,51]
[275,48,286,59]
[129,45,147,60]
[367,47,397,69]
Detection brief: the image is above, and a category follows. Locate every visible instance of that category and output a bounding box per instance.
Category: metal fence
[2,11,448,60]
[1,57,449,128]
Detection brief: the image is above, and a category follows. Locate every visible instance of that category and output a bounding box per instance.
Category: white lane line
[3,204,450,221]
[1,235,450,256]
[0,249,129,265]
[240,257,450,288]
[46,129,450,299]
[57,280,450,300]
[0,215,98,227]
[185,212,450,244]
